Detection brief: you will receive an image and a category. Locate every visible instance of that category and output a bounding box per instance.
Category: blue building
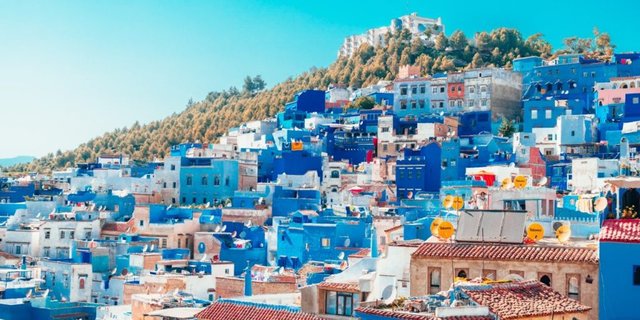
[180,158,239,205]
[272,186,321,217]
[458,111,492,136]
[214,222,267,276]
[599,219,640,320]
[396,143,442,199]
[324,126,375,165]
[276,211,373,269]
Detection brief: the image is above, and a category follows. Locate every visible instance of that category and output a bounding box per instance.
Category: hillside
[9,27,610,173]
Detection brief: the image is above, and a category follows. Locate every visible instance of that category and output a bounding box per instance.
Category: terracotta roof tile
[463,280,592,320]
[411,242,598,264]
[196,300,323,320]
[317,281,360,293]
[355,307,492,320]
[600,219,640,243]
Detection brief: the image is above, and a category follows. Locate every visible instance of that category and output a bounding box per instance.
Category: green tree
[498,117,516,138]
[351,96,376,110]
[434,32,448,51]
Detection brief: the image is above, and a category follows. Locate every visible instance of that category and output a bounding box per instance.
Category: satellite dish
[338,252,345,260]
[438,221,455,240]
[221,225,227,232]
[501,177,512,189]
[513,176,528,189]
[509,162,516,168]
[452,196,464,211]
[214,225,221,233]
[344,238,351,247]
[526,223,544,241]
[231,231,237,238]
[552,221,563,231]
[142,244,148,252]
[430,218,443,237]
[556,224,571,243]
[150,244,155,252]
[442,195,453,209]
[594,197,608,212]
[537,177,548,187]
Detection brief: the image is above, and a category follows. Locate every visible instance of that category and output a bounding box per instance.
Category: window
[178,239,182,248]
[429,268,441,294]
[321,238,331,248]
[330,170,340,179]
[69,231,75,239]
[531,109,538,120]
[201,176,208,185]
[381,127,390,133]
[79,278,85,289]
[170,164,176,171]
[539,272,552,286]
[571,130,575,137]
[85,231,91,239]
[545,109,552,119]
[43,247,50,257]
[481,99,487,107]
[547,134,554,141]
[192,197,196,203]
[326,291,337,314]
[225,177,230,186]
[480,86,487,93]
[400,100,407,110]
[633,97,640,104]
[161,238,167,248]
[172,182,177,188]
[172,198,176,204]
[567,274,581,301]
[439,102,444,108]
[419,100,425,109]
[60,231,65,239]
[186,176,192,186]
[214,176,220,185]
[45,230,51,239]
[432,87,438,94]
[440,87,445,93]
[419,85,426,94]
[449,100,455,107]
[468,100,474,107]
[400,86,408,95]
[225,268,230,275]
[382,144,388,152]
[14,245,21,255]
[411,101,417,109]
[468,86,475,93]
[483,269,496,280]
[455,269,468,279]
[411,85,417,94]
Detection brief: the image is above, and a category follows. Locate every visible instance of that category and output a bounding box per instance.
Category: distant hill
[12,26,609,173]
[0,156,35,168]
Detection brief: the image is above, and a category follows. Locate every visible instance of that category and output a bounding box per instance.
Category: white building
[338,13,444,57]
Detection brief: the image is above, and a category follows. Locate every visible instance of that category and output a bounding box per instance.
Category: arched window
[214,176,220,186]
[429,268,441,294]
[567,275,580,300]
[186,176,193,186]
[557,82,563,91]
[540,275,551,286]
[631,82,637,88]
[536,84,542,92]
[201,176,208,185]
[622,83,629,89]
[225,177,230,186]
[546,83,553,92]
[331,170,340,179]
[456,269,467,278]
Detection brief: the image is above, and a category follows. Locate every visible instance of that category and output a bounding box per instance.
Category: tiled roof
[317,281,360,293]
[600,219,640,243]
[349,248,371,258]
[390,239,424,247]
[411,242,598,264]
[355,307,492,320]
[196,300,322,320]
[463,280,592,320]
[0,251,19,259]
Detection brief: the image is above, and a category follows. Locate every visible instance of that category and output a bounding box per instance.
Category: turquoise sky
[1,0,638,158]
